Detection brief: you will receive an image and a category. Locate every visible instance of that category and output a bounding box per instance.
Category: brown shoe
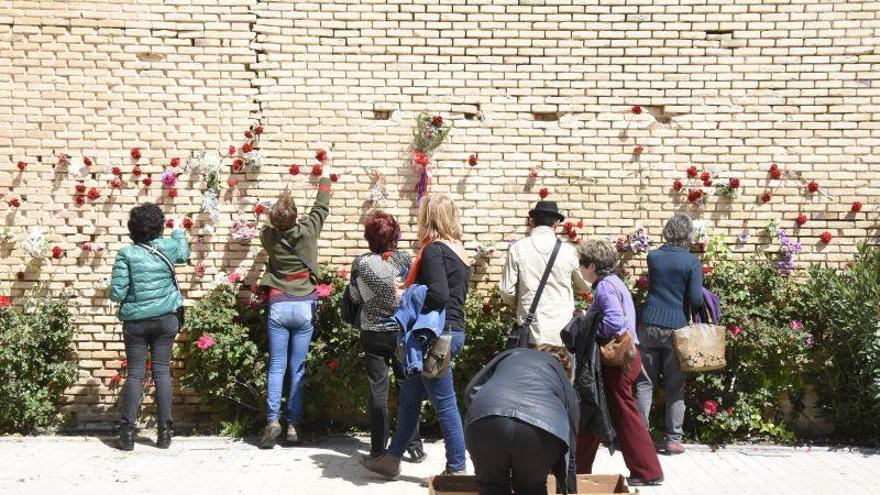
[664,440,686,455]
[259,420,281,450]
[360,453,401,480]
[286,425,300,445]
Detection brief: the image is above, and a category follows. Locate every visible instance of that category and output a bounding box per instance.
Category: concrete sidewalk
[1,435,877,495]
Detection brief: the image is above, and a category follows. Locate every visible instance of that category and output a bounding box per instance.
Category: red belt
[284,270,310,281]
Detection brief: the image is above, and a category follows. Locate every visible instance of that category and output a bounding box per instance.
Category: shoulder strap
[277,234,319,277]
[137,243,179,291]
[524,239,562,326]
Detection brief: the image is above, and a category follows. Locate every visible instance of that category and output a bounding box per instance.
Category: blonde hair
[417,194,462,243]
[578,239,619,277]
[270,192,298,232]
[537,344,575,382]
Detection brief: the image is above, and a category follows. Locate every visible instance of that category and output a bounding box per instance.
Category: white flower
[231,217,258,243]
[201,190,221,222]
[691,220,709,244]
[202,224,216,235]
[211,271,231,289]
[242,150,263,171]
[0,227,15,244]
[22,227,49,259]
[68,156,89,179]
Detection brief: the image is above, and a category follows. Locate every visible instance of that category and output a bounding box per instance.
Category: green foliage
[793,243,880,444]
[412,112,452,155]
[0,289,78,434]
[178,284,268,433]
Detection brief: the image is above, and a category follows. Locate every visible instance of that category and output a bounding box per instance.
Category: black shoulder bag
[340,260,362,328]
[505,239,561,350]
[137,243,185,328]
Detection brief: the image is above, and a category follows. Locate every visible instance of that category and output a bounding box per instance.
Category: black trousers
[119,313,179,426]
[466,416,565,495]
[361,331,422,456]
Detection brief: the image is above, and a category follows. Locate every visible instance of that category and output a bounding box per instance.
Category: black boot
[117,424,135,451]
[157,423,172,449]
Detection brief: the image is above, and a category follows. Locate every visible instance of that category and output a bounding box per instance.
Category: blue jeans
[266,301,315,424]
[388,330,466,471]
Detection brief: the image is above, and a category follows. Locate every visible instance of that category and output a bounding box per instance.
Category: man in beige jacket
[500,201,589,347]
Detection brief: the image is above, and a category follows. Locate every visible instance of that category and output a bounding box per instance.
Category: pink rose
[790,320,803,330]
[728,324,743,337]
[316,284,332,299]
[196,334,215,350]
[227,272,242,284]
[702,399,719,416]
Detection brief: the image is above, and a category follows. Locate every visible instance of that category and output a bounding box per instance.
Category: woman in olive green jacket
[110,203,189,451]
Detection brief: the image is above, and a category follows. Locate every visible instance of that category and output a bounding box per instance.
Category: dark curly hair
[128,203,165,244]
[364,210,401,254]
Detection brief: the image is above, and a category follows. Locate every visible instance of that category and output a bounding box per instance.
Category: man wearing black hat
[499,201,589,347]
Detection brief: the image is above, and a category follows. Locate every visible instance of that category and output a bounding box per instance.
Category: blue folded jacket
[393,284,446,375]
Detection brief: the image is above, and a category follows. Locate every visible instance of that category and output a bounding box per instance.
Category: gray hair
[662,213,693,247]
[578,239,619,277]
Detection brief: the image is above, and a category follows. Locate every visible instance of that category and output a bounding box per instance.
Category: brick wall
[1,1,877,429]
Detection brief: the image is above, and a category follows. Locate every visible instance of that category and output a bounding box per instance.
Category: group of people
[110,158,708,494]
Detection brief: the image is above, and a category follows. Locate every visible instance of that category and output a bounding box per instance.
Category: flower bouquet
[411,113,451,203]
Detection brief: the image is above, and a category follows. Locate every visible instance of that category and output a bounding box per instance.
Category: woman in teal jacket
[110,203,189,451]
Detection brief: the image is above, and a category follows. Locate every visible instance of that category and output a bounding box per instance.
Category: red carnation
[253,126,263,135]
[579,290,593,303]
[564,222,574,232]
[702,399,719,416]
[687,166,698,178]
[820,231,832,244]
[111,166,122,176]
[770,164,782,180]
[327,360,339,371]
[8,197,21,208]
[289,164,300,176]
[74,195,85,206]
[183,217,193,229]
[761,191,772,203]
[631,105,643,115]
[143,176,152,187]
[567,230,578,240]
[702,264,713,275]
[244,130,253,139]
[851,201,862,213]
[796,214,808,226]
[632,145,644,154]
[530,168,539,178]
[228,145,236,156]
[232,159,244,172]
[315,149,328,162]
[673,179,683,191]
[311,164,323,176]
[170,157,180,168]
[130,148,141,160]
[165,219,174,228]
[807,180,819,193]
[413,150,430,167]
[132,165,142,177]
[75,184,86,194]
[168,188,178,198]
[16,161,26,171]
[468,154,478,167]
[241,142,253,154]
[577,220,584,229]
[700,171,711,183]
[110,373,121,384]
[110,177,123,189]
[330,173,339,183]
[227,178,239,188]
[254,204,266,215]
[431,115,443,127]
[51,246,64,259]
[87,188,100,200]
[729,177,740,189]
[539,188,549,199]
[687,189,704,203]
[83,156,93,167]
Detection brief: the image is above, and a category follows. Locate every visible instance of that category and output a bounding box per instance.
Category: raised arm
[170,229,190,264]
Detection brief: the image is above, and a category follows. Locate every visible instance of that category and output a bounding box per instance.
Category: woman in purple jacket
[575,239,664,486]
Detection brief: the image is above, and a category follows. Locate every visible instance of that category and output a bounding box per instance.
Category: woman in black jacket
[464,345,580,495]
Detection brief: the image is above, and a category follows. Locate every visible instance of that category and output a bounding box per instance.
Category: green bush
[0,289,78,434]
[794,243,880,444]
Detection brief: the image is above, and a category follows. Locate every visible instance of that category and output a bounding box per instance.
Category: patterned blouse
[348,250,412,332]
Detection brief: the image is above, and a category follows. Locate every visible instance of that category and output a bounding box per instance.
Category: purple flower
[737,231,750,243]
[805,336,815,348]
[161,169,178,188]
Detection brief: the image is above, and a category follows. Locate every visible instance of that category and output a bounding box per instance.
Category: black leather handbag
[505,239,561,350]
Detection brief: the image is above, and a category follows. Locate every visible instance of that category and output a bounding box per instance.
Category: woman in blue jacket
[110,203,189,451]
[634,213,703,455]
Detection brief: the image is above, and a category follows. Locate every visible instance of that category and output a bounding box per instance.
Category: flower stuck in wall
[411,113,451,204]
[22,227,49,259]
